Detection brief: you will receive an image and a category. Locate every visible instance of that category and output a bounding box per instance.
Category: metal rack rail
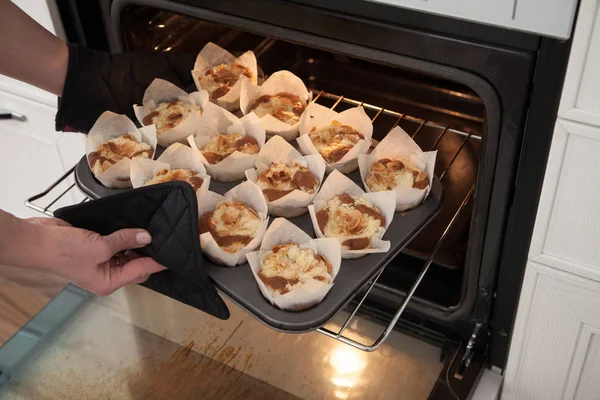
[25,89,478,352]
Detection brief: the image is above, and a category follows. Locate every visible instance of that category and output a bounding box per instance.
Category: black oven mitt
[53,181,230,320]
[55,43,195,133]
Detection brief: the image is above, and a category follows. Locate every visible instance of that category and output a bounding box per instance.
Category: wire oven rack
[25,89,478,352]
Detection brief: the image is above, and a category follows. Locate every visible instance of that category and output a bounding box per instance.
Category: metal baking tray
[75,154,442,332]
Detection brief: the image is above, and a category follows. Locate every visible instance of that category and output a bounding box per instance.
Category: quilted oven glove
[55,43,195,133]
[54,181,230,320]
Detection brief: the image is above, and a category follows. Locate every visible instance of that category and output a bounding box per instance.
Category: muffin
[308,121,365,164]
[88,134,154,176]
[198,62,254,101]
[315,193,386,251]
[248,92,306,126]
[199,201,262,254]
[144,169,204,191]
[256,163,319,202]
[258,243,333,295]
[366,158,429,191]
[200,133,259,165]
[142,100,202,135]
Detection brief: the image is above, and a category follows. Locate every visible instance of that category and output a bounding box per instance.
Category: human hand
[26,217,166,296]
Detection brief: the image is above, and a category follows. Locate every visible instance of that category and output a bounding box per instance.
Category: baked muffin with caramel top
[199,201,261,253]
[256,163,319,202]
[308,121,364,163]
[258,243,333,295]
[197,62,253,100]
[315,193,385,251]
[248,92,306,125]
[88,134,153,175]
[142,100,202,134]
[199,133,259,164]
[144,169,204,191]
[366,158,429,192]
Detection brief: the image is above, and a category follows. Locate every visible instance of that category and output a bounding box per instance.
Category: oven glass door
[0,284,448,399]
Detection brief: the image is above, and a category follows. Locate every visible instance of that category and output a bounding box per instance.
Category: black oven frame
[53,0,573,370]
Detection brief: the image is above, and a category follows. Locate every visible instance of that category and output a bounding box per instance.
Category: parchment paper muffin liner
[191,42,258,111]
[86,111,157,189]
[239,70,312,140]
[244,135,326,217]
[197,180,269,267]
[187,102,266,182]
[133,78,209,147]
[246,218,341,311]
[307,169,396,259]
[297,103,373,174]
[130,143,210,197]
[358,126,437,212]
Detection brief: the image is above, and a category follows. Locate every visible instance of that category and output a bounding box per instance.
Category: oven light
[329,347,366,375]
[331,376,356,387]
[334,390,349,399]
[157,24,165,28]
[154,45,160,51]
[164,47,172,52]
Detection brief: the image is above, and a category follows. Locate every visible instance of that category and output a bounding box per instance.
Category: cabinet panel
[543,121,600,270]
[559,0,600,127]
[503,264,600,400]
[368,0,576,38]
[576,4,600,117]
[571,331,600,400]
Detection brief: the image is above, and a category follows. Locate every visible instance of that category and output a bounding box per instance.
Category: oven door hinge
[454,321,483,379]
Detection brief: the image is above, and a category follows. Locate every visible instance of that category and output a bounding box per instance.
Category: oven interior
[120,6,485,321]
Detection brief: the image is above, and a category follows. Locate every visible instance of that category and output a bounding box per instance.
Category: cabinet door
[503,263,600,400]
[0,90,84,218]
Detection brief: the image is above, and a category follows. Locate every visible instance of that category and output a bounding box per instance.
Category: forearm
[0,0,68,96]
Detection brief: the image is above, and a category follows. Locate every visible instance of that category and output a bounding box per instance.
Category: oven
[23,0,574,397]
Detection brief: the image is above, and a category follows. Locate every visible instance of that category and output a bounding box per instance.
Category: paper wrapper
[358,126,437,212]
[244,135,326,218]
[297,103,373,174]
[239,70,312,140]
[191,42,258,111]
[246,218,341,311]
[197,180,269,267]
[307,170,396,259]
[130,142,210,197]
[85,111,157,189]
[133,78,209,147]
[187,102,266,182]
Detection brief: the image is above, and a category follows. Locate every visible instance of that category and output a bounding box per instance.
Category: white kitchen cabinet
[0,90,85,218]
[370,0,577,39]
[503,0,600,397]
[0,1,84,219]
[504,263,600,400]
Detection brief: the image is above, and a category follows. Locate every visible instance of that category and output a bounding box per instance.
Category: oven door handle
[318,185,476,352]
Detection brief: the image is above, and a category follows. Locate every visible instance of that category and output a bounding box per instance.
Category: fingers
[102,228,153,256]
[92,256,166,296]
[109,257,167,290]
